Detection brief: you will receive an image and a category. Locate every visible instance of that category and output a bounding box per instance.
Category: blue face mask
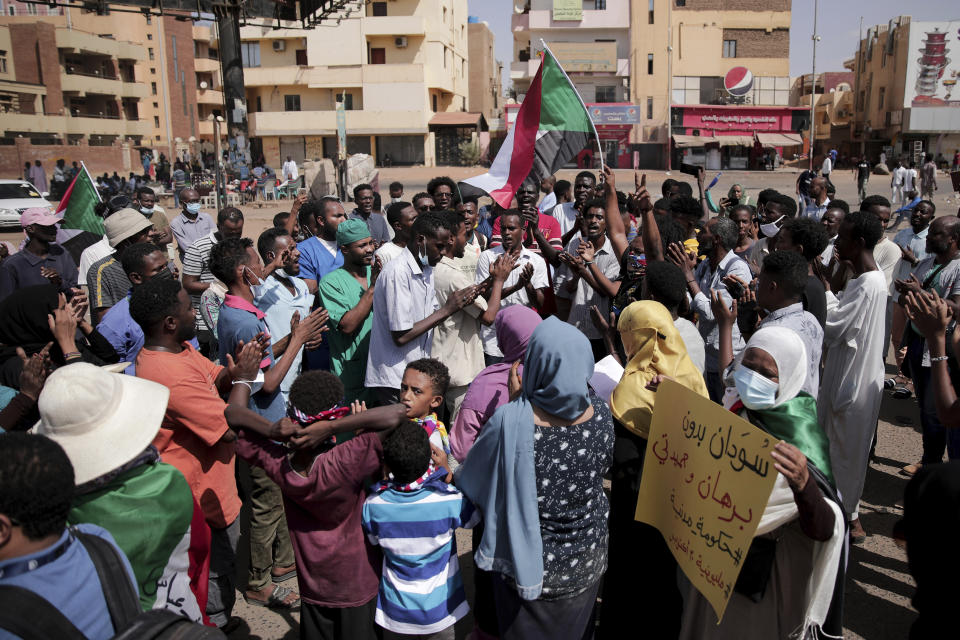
[733,365,779,410]
[185,202,201,215]
[140,206,154,217]
[417,240,430,268]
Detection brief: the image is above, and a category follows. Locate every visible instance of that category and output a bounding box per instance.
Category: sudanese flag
[461,45,599,208]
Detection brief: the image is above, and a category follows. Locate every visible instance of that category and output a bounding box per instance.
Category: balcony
[197,119,214,136]
[195,57,221,74]
[363,16,426,37]
[196,88,224,106]
[55,28,145,61]
[243,64,363,88]
[60,70,123,96]
[120,82,149,99]
[64,113,150,137]
[0,112,67,134]
[528,3,630,30]
[248,109,426,136]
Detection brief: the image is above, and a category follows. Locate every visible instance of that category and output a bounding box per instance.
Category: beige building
[467,20,503,128]
[0,7,204,163]
[848,16,960,165]
[241,0,469,168]
[631,0,795,169]
[192,25,226,147]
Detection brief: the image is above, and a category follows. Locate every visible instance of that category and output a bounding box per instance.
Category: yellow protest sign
[634,379,778,622]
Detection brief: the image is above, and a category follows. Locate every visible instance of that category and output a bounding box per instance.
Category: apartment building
[242,0,469,168]
[848,16,960,165]
[632,0,802,169]
[511,0,634,167]
[0,7,202,168]
[467,18,503,127]
[192,24,226,146]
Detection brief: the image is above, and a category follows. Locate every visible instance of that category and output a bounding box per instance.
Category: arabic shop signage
[589,105,642,125]
[635,380,777,622]
[552,0,582,21]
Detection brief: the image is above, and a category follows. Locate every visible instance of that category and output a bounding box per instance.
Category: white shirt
[821,157,833,175]
[375,241,405,266]
[78,237,114,287]
[550,202,579,236]
[475,246,548,356]
[553,236,621,340]
[904,168,918,192]
[282,160,299,181]
[538,192,557,214]
[892,166,907,187]
[318,237,338,258]
[254,273,313,400]
[674,317,705,373]
[819,235,837,267]
[892,226,929,285]
[873,237,902,292]
[365,248,439,389]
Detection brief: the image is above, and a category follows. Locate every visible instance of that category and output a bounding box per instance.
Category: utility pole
[666,0,674,172]
[808,0,820,171]
[216,2,251,180]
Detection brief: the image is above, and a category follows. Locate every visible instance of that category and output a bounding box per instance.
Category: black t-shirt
[856,161,871,184]
[802,275,828,329]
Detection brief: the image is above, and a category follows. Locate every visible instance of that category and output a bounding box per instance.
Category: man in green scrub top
[318,219,380,403]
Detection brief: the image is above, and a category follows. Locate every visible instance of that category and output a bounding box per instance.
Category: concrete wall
[0,137,138,178]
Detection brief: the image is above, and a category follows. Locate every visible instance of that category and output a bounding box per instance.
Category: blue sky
[468,0,959,88]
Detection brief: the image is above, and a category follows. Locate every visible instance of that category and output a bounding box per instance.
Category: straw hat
[32,362,169,484]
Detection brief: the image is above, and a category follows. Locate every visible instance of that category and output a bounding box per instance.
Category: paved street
[7,166,953,639]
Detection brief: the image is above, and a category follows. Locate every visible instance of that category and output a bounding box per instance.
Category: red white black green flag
[462,44,600,208]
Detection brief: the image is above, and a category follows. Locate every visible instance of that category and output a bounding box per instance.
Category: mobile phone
[726,279,745,299]
[680,163,701,177]
[297,187,308,196]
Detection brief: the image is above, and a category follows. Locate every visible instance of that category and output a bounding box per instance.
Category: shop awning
[672,134,718,148]
[756,132,803,147]
[716,135,755,147]
[428,112,488,131]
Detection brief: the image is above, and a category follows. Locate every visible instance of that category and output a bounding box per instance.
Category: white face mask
[759,216,785,239]
[244,266,264,288]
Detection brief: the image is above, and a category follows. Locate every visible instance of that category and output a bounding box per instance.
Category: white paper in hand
[590,355,624,405]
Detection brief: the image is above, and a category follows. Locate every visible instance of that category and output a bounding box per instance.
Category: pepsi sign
[724,67,754,97]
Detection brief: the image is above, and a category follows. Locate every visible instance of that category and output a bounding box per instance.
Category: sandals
[244,584,300,609]
[892,386,913,399]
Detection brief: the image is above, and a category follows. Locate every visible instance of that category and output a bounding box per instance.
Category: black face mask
[152,266,175,282]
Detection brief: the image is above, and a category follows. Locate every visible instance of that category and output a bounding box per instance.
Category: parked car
[0,180,53,229]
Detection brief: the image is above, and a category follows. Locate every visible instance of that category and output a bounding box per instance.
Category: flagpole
[540,40,604,174]
[80,161,103,203]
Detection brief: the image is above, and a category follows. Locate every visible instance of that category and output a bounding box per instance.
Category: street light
[210,114,225,213]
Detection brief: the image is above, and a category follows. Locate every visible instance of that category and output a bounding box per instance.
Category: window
[148,48,154,61]
[595,0,607,9]
[371,1,387,16]
[147,33,152,40]
[153,116,160,127]
[675,0,685,6]
[369,48,385,64]
[722,40,736,58]
[647,53,654,75]
[145,14,151,24]
[0,50,6,74]
[241,42,260,68]
[295,49,307,65]
[595,86,616,102]
[648,0,654,24]
[646,97,653,119]
[442,6,447,23]
[284,95,301,111]
[341,93,354,110]
[255,96,262,112]
[150,67,156,75]
[878,87,885,109]
[152,102,158,108]
[7,6,14,15]
[151,82,157,95]
[27,3,37,15]
[432,94,438,112]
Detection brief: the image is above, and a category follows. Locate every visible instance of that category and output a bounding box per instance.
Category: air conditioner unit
[273,40,286,52]
[395,36,408,48]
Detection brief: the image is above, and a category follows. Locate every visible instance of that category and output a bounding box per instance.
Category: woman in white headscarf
[680,326,846,640]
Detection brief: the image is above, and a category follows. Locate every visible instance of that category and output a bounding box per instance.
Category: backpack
[0,529,224,640]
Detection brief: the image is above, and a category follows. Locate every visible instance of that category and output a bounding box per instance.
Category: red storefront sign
[676,105,805,135]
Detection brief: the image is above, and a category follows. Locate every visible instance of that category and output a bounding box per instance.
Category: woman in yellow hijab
[600,299,709,639]
[610,300,709,439]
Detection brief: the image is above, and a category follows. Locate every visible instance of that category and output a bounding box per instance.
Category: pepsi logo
[724,67,754,97]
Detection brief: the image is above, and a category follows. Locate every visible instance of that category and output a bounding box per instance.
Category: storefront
[670,105,807,170]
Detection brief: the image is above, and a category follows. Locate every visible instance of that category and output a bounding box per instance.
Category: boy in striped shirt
[361,421,480,639]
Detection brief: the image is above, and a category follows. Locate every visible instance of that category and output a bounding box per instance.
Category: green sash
[747,392,834,486]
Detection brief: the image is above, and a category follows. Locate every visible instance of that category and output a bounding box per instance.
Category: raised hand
[710,289,737,328]
[17,343,51,400]
[490,252,518,281]
[508,360,523,400]
[226,339,263,382]
[516,262,534,286]
[667,242,696,280]
[577,240,596,263]
[443,284,480,314]
[904,290,951,339]
[40,266,62,288]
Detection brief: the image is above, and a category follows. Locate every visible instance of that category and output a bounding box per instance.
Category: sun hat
[104,207,154,248]
[20,207,61,228]
[32,362,170,484]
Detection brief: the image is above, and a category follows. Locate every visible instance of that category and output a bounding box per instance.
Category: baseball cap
[20,207,61,228]
[105,208,154,248]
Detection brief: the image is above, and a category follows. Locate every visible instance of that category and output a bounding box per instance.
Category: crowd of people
[1,160,959,640]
